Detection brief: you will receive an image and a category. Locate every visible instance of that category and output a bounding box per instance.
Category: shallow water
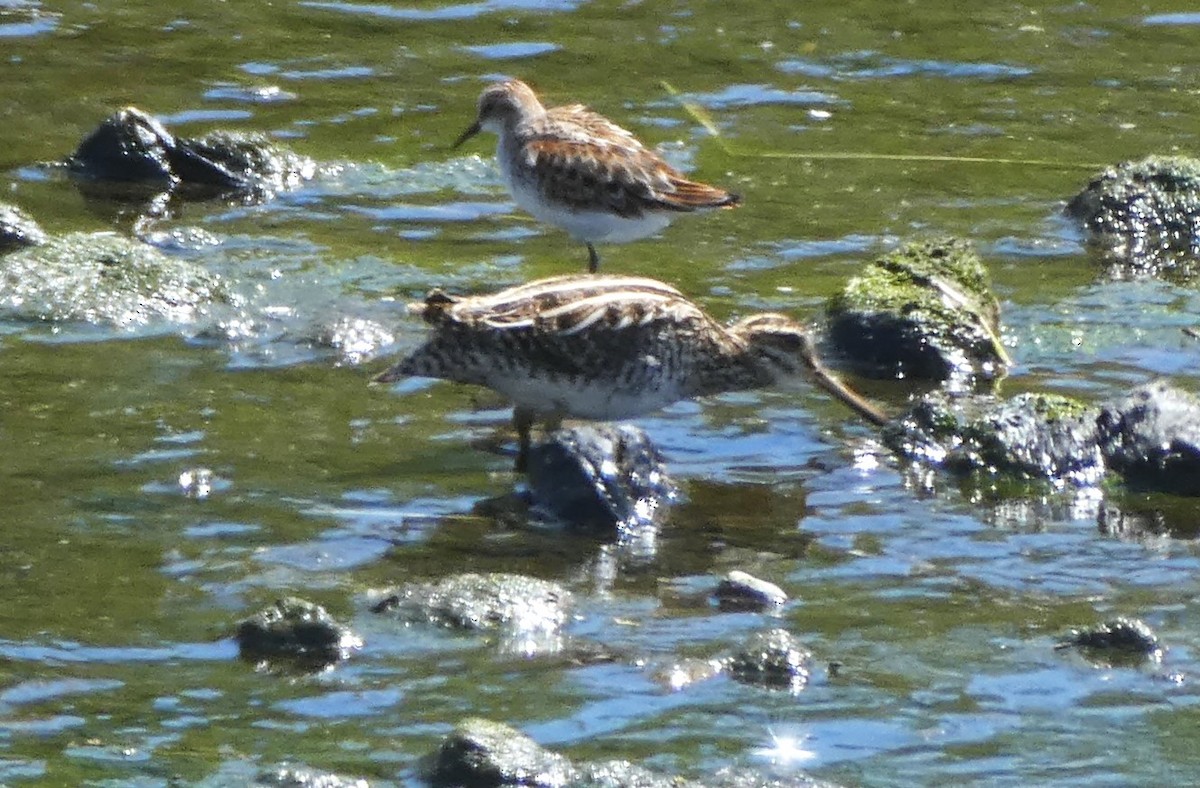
[3,0,1200,784]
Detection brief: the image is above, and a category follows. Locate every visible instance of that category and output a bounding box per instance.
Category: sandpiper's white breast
[495,138,674,245]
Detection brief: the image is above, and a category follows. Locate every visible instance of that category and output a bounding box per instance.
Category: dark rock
[0,203,48,253]
[178,130,316,196]
[371,573,570,648]
[1056,617,1163,663]
[883,392,1104,487]
[67,107,181,186]
[427,718,698,788]
[725,628,812,692]
[427,718,576,788]
[65,106,314,214]
[1096,380,1200,496]
[525,424,677,534]
[0,231,225,327]
[825,238,1008,385]
[713,570,787,612]
[1066,155,1200,272]
[235,597,361,668]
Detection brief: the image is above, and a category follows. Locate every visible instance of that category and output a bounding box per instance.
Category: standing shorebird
[453,79,741,272]
[374,274,887,468]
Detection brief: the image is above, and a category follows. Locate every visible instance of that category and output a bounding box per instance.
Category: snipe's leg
[586,243,600,273]
[512,406,535,472]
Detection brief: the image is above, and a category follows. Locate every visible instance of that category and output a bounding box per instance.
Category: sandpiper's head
[729,313,817,382]
[453,79,544,148]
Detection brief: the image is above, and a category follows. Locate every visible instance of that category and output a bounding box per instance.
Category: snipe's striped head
[727,314,817,381]
[453,79,544,148]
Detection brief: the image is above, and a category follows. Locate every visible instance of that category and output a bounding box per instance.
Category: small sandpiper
[453,79,741,272]
[374,274,887,468]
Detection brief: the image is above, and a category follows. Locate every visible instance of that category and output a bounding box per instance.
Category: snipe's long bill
[454,79,740,272]
[374,274,888,468]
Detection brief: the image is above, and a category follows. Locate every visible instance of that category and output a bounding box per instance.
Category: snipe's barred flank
[454,79,740,272]
[374,274,887,468]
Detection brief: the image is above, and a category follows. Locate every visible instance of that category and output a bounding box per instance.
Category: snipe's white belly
[487,371,683,420]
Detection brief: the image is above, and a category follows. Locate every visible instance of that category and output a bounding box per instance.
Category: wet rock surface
[0,231,226,327]
[661,627,813,694]
[883,392,1105,487]
[427,718,832,788]
[525,424,678,534]
[1096,380,1200,497]
[65,106,315,213]
[0,202,47,253]
[371,572,570,647]
[1056,617,1163,664]
[713,570,787,612]
[883,382,1200,500]
[725,628,812,692]
[825,238,1008,386]
[235,597,362,669]
[1066,155,1200,273]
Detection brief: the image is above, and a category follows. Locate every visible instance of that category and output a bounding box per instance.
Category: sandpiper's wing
[525,106,740,217]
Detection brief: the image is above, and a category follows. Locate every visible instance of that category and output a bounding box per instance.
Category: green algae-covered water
[4,1,1200,784]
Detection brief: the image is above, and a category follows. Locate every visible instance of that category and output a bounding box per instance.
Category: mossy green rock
[1067,155,1200,270]
[826,238,1007,384]
[883,392,1104,486]
[0,231,225,326]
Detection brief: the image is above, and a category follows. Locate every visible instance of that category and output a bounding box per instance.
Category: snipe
[375,274,887,468]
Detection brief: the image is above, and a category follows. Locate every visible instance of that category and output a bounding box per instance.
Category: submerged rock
[0,231,225,327]
[661,628,813,694]
[726,628,812,692]
[0,203,48,253]
[1055,617,1163,664]
[371,572,570,647]
[882,392,1105,487]
[525,424,677,534]
[235,597,362,669]
[1066,155,1200,272]
[1096,380,1200,496]
[713,570,787,613]
[825,238,1008,386]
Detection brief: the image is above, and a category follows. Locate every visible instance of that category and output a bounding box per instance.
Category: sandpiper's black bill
[452,120,481,149]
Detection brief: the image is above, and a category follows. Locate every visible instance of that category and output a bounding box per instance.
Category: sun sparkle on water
[751,726,818,767]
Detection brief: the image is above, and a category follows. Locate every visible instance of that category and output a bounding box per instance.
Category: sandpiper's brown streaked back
[374,274,887,467]
[453,79,741,272]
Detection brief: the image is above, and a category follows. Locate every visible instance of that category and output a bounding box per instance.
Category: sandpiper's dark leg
[586,243,600,273]
[512,406,535,472]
